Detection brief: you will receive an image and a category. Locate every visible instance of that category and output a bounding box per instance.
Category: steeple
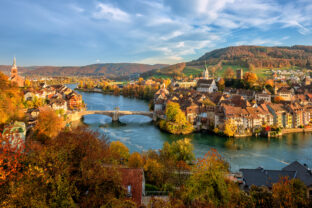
[203,61,209,80]
[11,56,18,77]
[12,56,17,69]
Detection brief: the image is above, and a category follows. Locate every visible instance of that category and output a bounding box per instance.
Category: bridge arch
[69,110,155,123]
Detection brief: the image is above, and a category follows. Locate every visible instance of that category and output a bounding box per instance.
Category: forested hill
[190,45,312,69]
[0,63,168,78]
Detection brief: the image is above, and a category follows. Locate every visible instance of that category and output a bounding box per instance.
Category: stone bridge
[68,110,155,122]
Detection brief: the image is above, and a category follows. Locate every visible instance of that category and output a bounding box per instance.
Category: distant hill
[142,45,312,78]
[0,63,168,79]
[191,45,312,69]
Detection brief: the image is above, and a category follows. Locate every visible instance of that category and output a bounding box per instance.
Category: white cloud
[93,3,130,22]
[235,38,282,46]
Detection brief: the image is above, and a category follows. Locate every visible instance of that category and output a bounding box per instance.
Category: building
[119,168,145,206]
[196,65,218,93]
[9,57,24,87]
[66,91,83,110]
[236,68,244,79]
[240,161,312,198]
[255,93,271,103]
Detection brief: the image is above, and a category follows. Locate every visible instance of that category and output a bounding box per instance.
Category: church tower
[11,56,18,77]
[203,62,209,80]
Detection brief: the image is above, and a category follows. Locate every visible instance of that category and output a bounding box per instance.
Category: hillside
[0,63,168,79]
[142,45,312,78]
[191,45,312,69]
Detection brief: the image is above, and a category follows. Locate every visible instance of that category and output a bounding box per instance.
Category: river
[67,84,312,171]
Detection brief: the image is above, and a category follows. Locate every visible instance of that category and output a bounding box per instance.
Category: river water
[68,84,312,171]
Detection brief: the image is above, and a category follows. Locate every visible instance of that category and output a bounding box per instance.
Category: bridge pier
[112,111,119,122]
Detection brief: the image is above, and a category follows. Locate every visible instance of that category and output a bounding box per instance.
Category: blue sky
[0,0,312,66]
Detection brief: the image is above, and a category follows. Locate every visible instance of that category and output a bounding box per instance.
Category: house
[240,161,312,198]
[119,168,145,206]
[66,92,83,110]
[282,161,312,198]
[2,121,26,150]
[276,87,293,101]
[266,103,291,128]
[196,65,218,93]
[49,99,68,112]
[255,93,271,103]
[196,79,218,93]
[286,103,304,127]
[240,167,297,190]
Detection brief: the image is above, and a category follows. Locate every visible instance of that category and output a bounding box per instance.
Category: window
[309,189,312,198]
[127,185,132,197]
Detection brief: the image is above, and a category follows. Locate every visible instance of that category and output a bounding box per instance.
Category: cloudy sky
[0,0,312,66]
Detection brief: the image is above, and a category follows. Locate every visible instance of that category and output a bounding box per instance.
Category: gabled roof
[282,161,312,186]
[240,168,297,188]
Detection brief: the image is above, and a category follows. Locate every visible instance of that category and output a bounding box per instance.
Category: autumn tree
[265,79,274,88]
[181,149,230,207]
[1,127,129,207]
[224,67,235,79]
[33,107,64,141]
[159,102,194,134]
[272,177,308,208]
[243,72,258,87]
[0,134,25,186]
[169,138,195,164]
[128,152,144,168]
[0,72,25,125]
[109,141,130,164]
[223,119,237,137]
[274,96,284,103]
[217,78,225,91]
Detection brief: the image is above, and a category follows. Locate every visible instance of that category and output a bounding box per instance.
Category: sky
[0,0,312,66]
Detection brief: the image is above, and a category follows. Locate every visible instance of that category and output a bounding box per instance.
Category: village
[153,66,312,137]
[1,57,312,206]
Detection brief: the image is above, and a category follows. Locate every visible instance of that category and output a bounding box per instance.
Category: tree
[0,134,25,186]
[181,149,230,207]
[249,185,273,208]
[217,78,225,91]
[24,79,31,88]
[109,141,130,164]
[274,96,284,103]
[144,158,164,186]
[128,152,144,168]
[223,119,237,137]
[159,102,194,134]
[272,177,308,208]
[265,79,274,88]
[169,138,195,164]
[243,72,258,87]
[1,127,127,207]
[33,108,64,141]
[224,67,235,79]
[0,72,25,125]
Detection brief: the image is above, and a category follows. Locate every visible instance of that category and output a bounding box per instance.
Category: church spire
[12,56,17,68]
[203,61,209,80]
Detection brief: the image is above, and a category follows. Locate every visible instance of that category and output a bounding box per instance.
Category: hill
[191,45,312,69]
[0,63,168,79]
[142,45,312,78]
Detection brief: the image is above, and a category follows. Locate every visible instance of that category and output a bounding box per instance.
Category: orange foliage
[34,108,64,139]
[0,134,25,185]
[274,96,284,103]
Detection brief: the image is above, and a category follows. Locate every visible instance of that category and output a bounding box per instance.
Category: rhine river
[68,84,312,171]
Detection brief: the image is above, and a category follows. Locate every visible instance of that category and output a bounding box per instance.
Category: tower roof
[12,56,17,68]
